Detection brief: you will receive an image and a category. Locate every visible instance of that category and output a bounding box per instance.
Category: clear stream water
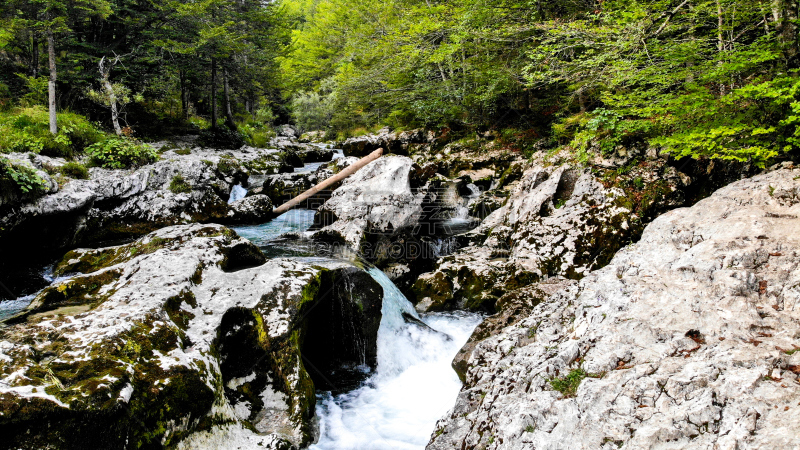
[233,208,482,449]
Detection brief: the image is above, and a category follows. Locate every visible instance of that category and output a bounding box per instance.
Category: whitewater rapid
[311,269,482,450]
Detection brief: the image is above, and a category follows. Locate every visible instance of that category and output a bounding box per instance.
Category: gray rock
[275,124,298,138]
[226,195,274,224]
[0,148,282,265]
[0,224,383,449]
[412,165,638,312]
[312,155,430,249]
[428,168,800,450]
[341,128,432,157]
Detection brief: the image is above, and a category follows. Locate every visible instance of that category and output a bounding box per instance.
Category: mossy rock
[0,224,387,448]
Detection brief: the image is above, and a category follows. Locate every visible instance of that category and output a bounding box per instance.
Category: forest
[1,0,799,178]
[1,2,799,448]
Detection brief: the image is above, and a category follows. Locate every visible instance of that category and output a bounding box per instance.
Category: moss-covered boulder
[411,165,639,313]
[0,148,286,276]
[0,224,383,449]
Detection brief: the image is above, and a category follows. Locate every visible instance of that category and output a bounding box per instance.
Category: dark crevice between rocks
[301,268,383,395]
[219,241,267,272]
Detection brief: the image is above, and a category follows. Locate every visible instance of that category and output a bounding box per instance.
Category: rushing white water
[465,183,481,198]
[228,184,248,204]
[311,268,482,450]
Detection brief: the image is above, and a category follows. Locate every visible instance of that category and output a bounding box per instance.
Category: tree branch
[653,0,691,37]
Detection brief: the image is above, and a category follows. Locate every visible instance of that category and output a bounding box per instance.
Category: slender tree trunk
[783,0,799,63]
[717,0,725,53]
[32,35,39,77]
[211,58,218,130]
[47,30,57,135]
[716,0,727,96]
[99,57,123,135]
[180,70,188,120]
[223,67,237,131]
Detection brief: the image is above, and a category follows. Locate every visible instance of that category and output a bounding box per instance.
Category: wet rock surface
[428,168,800,450]
[0,224,383,449]
[412,164,640,313]
[0,148,284,269]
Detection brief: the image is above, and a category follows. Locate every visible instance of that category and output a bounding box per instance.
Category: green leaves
[0,157,48,195]
[85,138,158,169]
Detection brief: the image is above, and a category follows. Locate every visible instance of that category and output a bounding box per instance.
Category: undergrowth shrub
[0,106,106,157]
[240,121,276,148]
[0,157,49,197]
[59,162,90,179]
[85,138,158,169]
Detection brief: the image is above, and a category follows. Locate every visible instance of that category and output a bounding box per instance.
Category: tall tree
[12,0,113,134]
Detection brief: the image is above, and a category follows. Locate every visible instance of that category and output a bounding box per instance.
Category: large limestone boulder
[341,128,433,157]
[0,149,282,272]
[412,165,638,312]
[258,166,335,207]
[312,155,433,249]
[0,224,383,449]
[428,168,800,450]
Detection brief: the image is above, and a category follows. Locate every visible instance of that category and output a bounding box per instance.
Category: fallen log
[272,148,384,215]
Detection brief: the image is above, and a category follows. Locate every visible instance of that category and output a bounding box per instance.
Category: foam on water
[228,184,248,204]
[311,268,482,450]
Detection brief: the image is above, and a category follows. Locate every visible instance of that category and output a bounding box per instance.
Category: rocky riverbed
[0,127,796,449]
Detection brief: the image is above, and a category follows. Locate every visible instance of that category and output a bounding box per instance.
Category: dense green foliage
[2,0,798,165]
[85,138,158,169]
[280,0,800,164]
[0,157,48,195]
[0,107,105,156]
[0,0,289,149]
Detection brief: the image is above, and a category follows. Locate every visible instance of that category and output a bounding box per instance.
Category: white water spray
[228,184,248,204]
[311,268,482,450]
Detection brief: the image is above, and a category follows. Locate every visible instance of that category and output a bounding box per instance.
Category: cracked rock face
[0,148,282,268]
[413,165,637,312]
[312,155,431,250]
[0,224,383,449]
[428,168,800,450]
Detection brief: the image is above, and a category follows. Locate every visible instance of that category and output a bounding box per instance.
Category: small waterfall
[430,236,460,258]
[311,267,482,450]
[465,183,480,198]
[228,184,248,204]
[332,148,345,160]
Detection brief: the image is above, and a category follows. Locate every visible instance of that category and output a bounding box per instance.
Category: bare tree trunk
[223,67,237,131]
[717,0,726,96]
[771,0,798,63]
[578,89,587,113]
[47,30,57,135]
[717,0,725,52]
[180,69,188,120]
[99,57,123,135]
[211,58,218,130]
[32,34,39,77]
[783,0,799,62]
